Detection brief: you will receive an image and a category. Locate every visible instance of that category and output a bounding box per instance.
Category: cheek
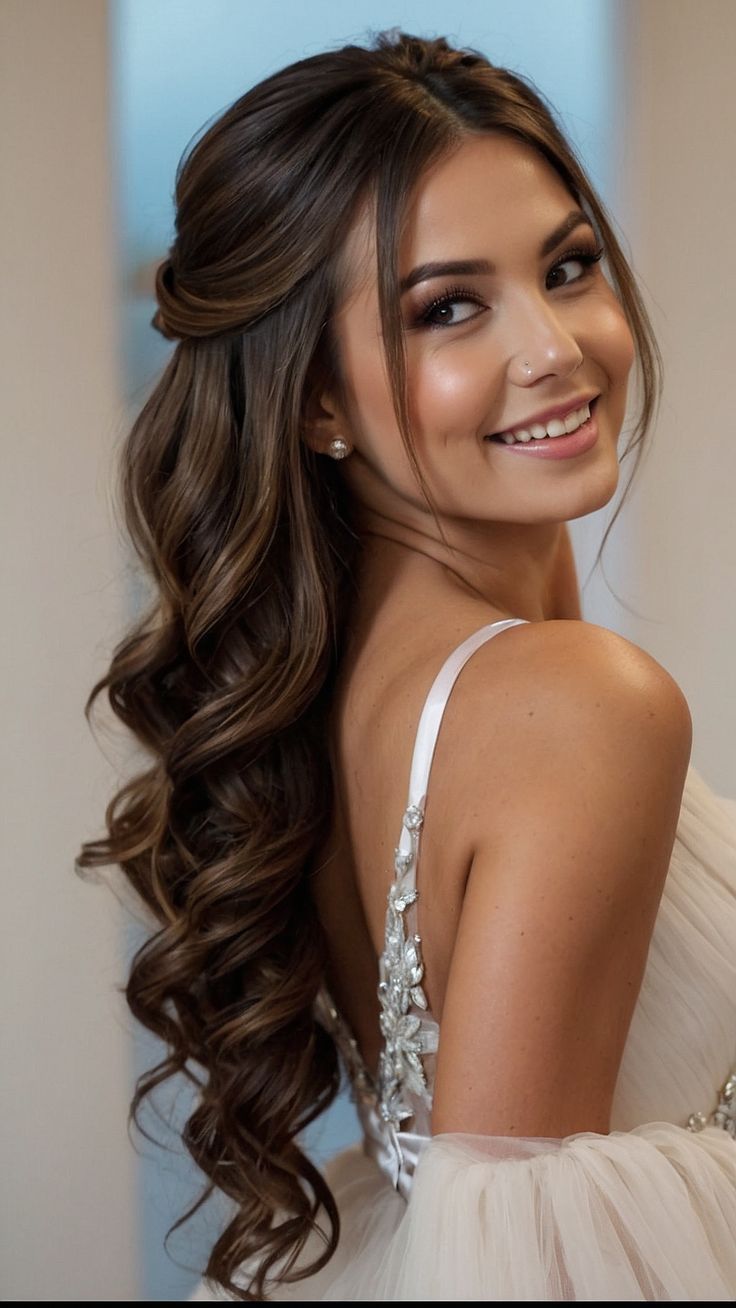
[338,322,398,442]
[591,296,636,387]
[407,339,503,435]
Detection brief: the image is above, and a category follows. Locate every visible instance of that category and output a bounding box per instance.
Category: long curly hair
[77,30,661,1301]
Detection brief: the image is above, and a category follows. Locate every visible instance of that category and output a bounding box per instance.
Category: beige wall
[624,0,736,797]
[0,0,138,1299]
[572,0,736,797]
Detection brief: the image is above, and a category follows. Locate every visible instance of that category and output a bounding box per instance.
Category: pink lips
[492,404,599,460]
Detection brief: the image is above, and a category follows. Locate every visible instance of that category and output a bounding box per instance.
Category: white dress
[193,619,736,1301]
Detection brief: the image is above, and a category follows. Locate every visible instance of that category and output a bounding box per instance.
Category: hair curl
[77,30,661,1300]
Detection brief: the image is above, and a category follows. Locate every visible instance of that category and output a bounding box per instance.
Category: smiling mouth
[486,397,599,444]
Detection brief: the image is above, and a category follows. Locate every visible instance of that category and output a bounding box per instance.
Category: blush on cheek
[601,301,636,381]
[617,323,636,379]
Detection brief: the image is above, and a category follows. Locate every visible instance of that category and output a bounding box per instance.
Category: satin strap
[396,619,529,880]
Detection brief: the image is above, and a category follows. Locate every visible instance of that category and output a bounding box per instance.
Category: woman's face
[325,133,635,529]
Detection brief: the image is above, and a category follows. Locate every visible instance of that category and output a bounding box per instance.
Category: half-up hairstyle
[78,30,660,1301]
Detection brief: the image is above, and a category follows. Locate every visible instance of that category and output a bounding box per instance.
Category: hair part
[78,30,660,1300]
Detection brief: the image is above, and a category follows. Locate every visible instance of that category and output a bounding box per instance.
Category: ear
[301,377,354,457]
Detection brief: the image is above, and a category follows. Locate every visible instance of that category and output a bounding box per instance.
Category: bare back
[310,542,691,1120]
[310,555,533,1080]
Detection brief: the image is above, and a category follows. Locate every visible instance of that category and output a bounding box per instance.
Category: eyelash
[416,282,485,329]
[415,244,605,329]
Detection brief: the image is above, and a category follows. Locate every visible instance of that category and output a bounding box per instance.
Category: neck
[354,508,581,624]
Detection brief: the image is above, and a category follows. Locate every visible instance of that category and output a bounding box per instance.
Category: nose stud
[518,356,583,378]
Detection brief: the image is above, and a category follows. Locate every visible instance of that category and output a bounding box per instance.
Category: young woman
[79,31,736,1302]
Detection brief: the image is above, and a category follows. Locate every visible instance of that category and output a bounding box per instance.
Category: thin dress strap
[395,618,529,890]
[375,616,530,1147]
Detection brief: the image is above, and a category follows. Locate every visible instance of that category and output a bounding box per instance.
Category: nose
[505,294,584,385]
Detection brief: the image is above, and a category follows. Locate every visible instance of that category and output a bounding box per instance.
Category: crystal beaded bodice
[317,619,736,1196]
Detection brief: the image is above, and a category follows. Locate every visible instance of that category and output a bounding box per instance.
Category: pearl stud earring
[327,437,351,460]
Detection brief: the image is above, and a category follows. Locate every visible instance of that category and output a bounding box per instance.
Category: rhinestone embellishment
[376,804,431,1128]
[714,1072,736,1137]
[394,848,414,875]
[314,989,376,1105]
[686,1068,736,1138]
[403,805,424,832]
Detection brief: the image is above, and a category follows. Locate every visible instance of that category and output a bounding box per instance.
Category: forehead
[337,133,576,304]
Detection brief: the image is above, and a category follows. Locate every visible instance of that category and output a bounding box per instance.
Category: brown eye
[547,257,587,289]
[418,289,487,329]
[546,247,603,291]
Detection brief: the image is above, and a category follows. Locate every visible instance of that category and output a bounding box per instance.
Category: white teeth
[497,401,592,445]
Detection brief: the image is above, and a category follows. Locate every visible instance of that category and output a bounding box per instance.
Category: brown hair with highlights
[77,31,660,1301]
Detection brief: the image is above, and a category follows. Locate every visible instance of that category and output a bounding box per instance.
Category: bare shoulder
[472,615,691,715]
[442,618,692,824]
[430,619,693,1137]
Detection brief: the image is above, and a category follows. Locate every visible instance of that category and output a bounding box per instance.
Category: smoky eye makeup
[412,284,488,330]
[544,241,605,289]
[406,235,606,331]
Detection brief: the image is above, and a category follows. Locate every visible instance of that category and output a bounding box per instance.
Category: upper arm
[431,621,692,1138]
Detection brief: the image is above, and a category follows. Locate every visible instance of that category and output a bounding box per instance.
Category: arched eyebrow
[399,210,594,294]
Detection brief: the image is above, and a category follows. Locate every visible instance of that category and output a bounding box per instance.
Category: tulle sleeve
[313,1123,736,1301]
[190,1122,736,1301]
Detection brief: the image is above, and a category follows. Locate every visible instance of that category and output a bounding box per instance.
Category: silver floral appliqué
[376,804,432,1129]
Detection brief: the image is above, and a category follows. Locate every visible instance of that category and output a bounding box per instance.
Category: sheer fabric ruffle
[609,768,736,1133]
[309,1124,736,1301]
[191,1122,736,1301]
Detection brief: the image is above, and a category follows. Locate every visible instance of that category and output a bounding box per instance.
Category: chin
[567,462,621,522]
[534,453,620,525]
